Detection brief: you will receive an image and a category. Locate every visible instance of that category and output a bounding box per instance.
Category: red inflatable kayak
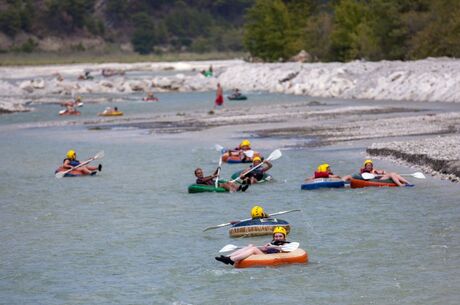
[350,178,397,188]
[55,166,97,177]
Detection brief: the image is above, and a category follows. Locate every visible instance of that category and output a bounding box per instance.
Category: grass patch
[0,51,248,66]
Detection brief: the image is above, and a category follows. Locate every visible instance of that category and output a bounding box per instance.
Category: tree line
[0,0,458,61]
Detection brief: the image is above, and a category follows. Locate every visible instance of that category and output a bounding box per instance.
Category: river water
[1,91,459,305]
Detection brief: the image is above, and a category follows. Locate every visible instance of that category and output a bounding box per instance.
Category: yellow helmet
[240,139,251,148]
[363,159,373,167]
[76,96,81,101]
[251,205,265,218]
[252,156,262,163]
[66,150,76,159]
[317,163,330,172]
[273,226,287,236]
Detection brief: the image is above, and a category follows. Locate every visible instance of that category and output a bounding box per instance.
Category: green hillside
[1,0,459,62]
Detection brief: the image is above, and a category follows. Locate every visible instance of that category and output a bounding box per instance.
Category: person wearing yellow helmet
[194,167,248,192]
[251,205,269,219]
[360,160,411,186]
[304,163,352,182]
[62,150,101,175]
[239,139,251,150]
[215,226,291,265]
[239,155,272,184]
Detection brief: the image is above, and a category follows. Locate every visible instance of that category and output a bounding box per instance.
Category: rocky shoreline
[367,136,460,182]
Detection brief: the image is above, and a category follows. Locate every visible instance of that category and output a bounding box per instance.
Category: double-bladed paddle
[229,149,282,183]
[203,209,300,231]
[361,172,425,180]
[55,151,104,179]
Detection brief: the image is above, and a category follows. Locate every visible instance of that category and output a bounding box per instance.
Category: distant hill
[0,0,254,54]
[1,0,458,62]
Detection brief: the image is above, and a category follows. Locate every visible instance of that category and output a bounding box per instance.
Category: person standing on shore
[215,83,224,107]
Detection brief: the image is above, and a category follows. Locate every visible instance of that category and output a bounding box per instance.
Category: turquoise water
[1,92,459,305]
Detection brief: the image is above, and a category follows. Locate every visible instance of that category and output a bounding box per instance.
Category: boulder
[289,50,312,63]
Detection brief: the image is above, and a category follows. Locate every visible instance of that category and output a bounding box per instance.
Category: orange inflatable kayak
[234,248,308,268]
[350,178,398,188]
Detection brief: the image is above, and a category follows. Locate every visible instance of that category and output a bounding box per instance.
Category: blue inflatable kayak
[301,178,345,190]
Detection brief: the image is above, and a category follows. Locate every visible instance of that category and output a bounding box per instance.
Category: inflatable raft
[234,248,308,268]
[143,97,159,102]
[54,166,97,178]
[301,178,345,190]
[228,95,247,101]
[229,218,289,237]
[230,169,272,183]
[59,110,80,116]
[98,111,123,116]
[350,176,398,188]
[188,184,228,193]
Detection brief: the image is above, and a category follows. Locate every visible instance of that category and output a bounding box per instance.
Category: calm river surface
[1,91,459,305]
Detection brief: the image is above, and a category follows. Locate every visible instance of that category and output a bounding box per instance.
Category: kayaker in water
[230,88,242,98]
[305,163,352,182]
[62,150,101,175]
[251,205,269,219]
[99,106,120,115]
[61,96,83,108]
[360,159,411,186]
[144,91,159,101]
[227,139,257,162]
[214,83,224,107]
[239,156,272,184]
[194,168,249,192]
[215,226,290,265]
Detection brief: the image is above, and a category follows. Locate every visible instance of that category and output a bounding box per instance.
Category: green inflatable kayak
[188,184,228,193]
[230,170,272,183]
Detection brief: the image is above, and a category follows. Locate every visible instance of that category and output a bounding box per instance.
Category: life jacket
[265,240,289,254]
[271,240,289,246]
[196,177,214,186]
[249,166,264,178]
[63,158,80,167]
[314,171,330,178]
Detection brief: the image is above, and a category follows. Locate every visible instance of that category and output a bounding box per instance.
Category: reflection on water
[1,92,459,305]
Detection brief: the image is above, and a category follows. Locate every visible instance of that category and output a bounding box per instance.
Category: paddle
[55,151,104,178]
[229,149,282,183]
[203,209,301,231]
[361,172,425,180]
[215,156,222,188]
[219,242,299,253]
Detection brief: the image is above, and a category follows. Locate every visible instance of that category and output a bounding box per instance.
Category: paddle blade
[411,172,426,179]
[361,173,375,180]
[219,244,239,253]
[94,151,105,160]
[55,171,66,179]
[281,242,300,252]
[243,150,254,158]
[267,149,282,161]
[214,144,224,152]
